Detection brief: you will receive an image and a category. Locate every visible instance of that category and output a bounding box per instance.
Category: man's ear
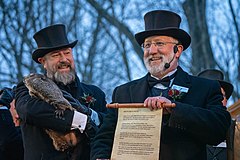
[38,57,47,69]
[175,45,183,58]
[38,57,44,64]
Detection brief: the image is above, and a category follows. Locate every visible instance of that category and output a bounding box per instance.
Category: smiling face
[143,35,183,78]
[38,48,76,85]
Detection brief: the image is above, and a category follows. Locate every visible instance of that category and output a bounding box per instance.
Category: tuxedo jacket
[91,67,231,160]
[15,75,107,160]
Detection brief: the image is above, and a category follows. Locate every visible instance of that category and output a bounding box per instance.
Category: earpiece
[164,45,178,69]
[173,45,178,53]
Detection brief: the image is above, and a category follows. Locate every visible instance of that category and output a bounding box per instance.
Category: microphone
[164,45,178,69]
[164,55,174,69]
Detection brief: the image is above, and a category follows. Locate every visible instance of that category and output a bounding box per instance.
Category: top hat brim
[32,40,78,63]
[219,80,234,99]
[197,69,233,99]
[135,28,191,50]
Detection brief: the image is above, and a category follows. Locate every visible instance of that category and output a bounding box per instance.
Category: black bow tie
[148,72,176,88]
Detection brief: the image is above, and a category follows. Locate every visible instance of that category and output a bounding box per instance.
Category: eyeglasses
[141,41,178,49]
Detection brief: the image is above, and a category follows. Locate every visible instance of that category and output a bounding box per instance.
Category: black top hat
[32,24,78,63]
[197,69,234,99]
[135,10,191,50]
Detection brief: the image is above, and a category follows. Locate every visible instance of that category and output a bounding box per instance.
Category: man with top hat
[197,69,233,107]
[15,24,107,160]
[198,69,234,160]
[90,10,231,160]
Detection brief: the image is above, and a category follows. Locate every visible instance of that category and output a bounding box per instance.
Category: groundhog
[23,73,81,153]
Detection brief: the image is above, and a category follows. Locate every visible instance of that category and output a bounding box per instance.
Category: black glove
[61,90,100,140]
[61,90,92,116]
[0,87,15,109]
[85,117,99,140]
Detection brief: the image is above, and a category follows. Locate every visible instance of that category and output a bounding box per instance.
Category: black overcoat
[15,75,107,160]
[91,67,231,160]
[0,109,24,160]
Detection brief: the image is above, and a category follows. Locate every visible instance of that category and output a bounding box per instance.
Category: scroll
[109,103,173,160]
[107,103,175,108]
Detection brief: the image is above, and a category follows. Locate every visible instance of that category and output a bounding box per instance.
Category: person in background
[197,69,233,107]
[90,10,231,160]
[15,24,107,160]
[0,87,24,160]
[198,69,234,160]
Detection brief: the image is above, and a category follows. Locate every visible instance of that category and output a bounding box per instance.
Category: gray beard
[144,58,166,75]
[47,69,76,85]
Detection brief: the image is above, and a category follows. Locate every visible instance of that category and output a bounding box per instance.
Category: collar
[150,69,177,89]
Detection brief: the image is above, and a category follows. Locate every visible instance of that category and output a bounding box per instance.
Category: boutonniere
[168,84,189,101]
[80,93,96,107]
[168,89,184,101]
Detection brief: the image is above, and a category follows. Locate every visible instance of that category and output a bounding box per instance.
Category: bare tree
[228,0,240,79]
[0,0,239,103]
[183,0,216,74]
[182,0,240,102]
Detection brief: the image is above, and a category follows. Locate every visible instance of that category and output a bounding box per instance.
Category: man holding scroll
[91,10,231,160]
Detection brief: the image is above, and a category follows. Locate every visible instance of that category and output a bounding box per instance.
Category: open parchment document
[111,108,163,160]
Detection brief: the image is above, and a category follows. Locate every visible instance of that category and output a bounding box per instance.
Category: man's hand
[144,96,174,114]
[61,90,92,115]
[9,99,21,126]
